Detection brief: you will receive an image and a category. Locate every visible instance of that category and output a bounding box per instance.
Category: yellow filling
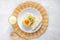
[24,19,30,25]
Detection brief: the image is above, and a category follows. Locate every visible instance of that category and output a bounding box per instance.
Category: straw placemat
[12,1,48,39]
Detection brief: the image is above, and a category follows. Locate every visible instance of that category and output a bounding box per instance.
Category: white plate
[18,8,42,33]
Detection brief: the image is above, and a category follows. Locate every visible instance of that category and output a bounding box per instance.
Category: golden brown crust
[12,1,48,39]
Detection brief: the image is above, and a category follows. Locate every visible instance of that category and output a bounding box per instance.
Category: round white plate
[18,8,42,33]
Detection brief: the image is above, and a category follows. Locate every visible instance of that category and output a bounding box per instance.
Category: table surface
[0,0,60,40]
